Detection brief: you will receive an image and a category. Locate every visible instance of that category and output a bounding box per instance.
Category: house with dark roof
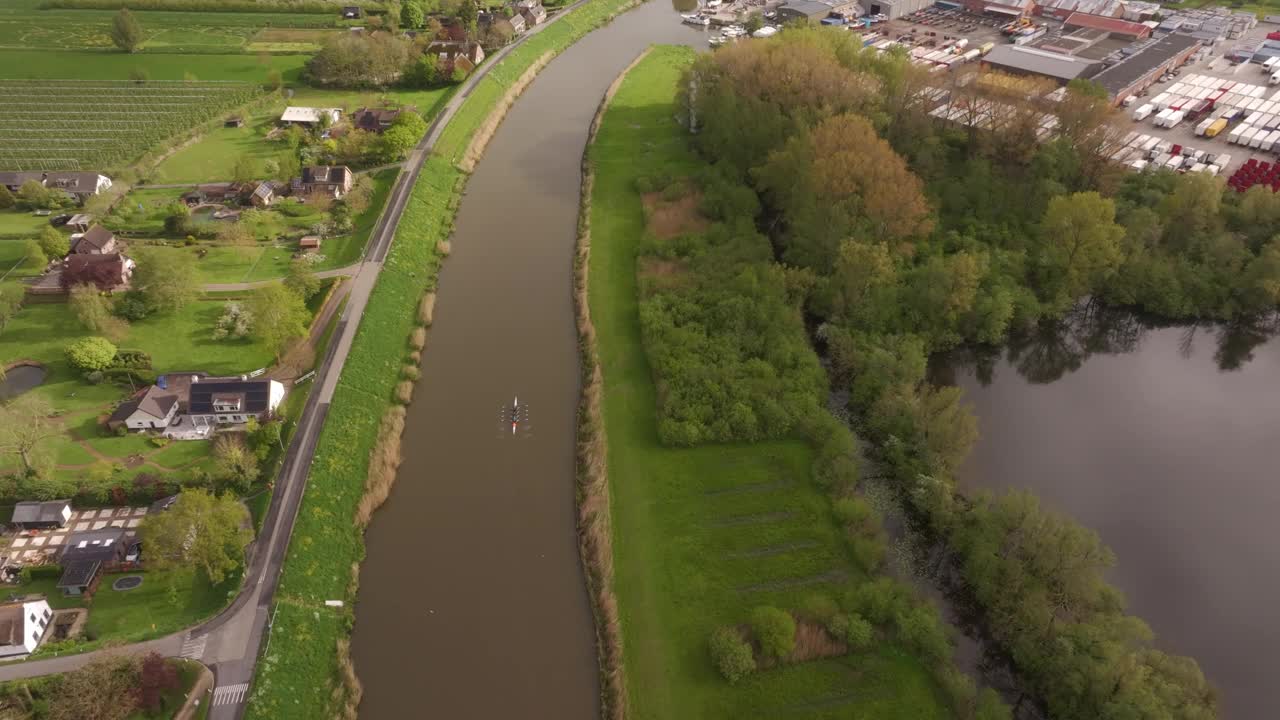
[60,253,134,292]
[10,501,71,531]
[0,172,112,202]
[0,598,53,659]
[515,0,547,25]
[69,225,117,255]
[107,385,180,432]
[1090,33,1200,104]
[297,166,354,199]
[185,377,286,428]
[57,528,132,596]
[429,41,487,77]
[353,107,402,134]
[250,181,275,208]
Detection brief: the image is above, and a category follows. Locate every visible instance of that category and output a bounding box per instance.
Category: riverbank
[580,46,956,719]
[242,1,652,717]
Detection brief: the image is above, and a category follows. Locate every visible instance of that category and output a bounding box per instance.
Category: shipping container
[1250,128,1266,148]
[1205,118,1229,138]
[1195,118,1213,136]
[1166,110,1186,129]
[1154,108,1174,126]
[1229,125,1247,144]
[1133,103,1155,121]
[1165,155,1185,170]
[1130,159,1149,172]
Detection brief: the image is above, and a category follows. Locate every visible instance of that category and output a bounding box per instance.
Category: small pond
[0,365,46,400]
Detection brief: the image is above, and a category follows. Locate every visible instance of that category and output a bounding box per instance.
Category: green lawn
[585,47,948,719]
[20,568,235,651]
[0,210,49,239]
[152,112,294,185]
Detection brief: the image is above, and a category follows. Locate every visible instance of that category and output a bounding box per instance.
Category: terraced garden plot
[0,79,262,170]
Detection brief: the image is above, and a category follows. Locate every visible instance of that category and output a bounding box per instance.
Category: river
[937,309,1280,719]
[350,5,702,717]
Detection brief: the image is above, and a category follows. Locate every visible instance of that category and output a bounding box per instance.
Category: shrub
[65,336,118,372]
[894,605,950,663]
[85,370,105,384]
[150,437,169,448]
[749,606,796,661]
[113,292,151,321]
[847,577,911,626]
[409,327,426,350]
[115,425,129,437]
[103,367,158,387]
[402,365,420,380]
[708,627,755,683]
[842,612,874,651]
[418,292,435,326]
[833,496,872,527]
[27,564,63,581]
[394,381,413,405]
[112,349,152,369]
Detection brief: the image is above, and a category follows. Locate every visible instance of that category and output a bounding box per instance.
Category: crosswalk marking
[212,683,249,707]
[180,633,207,659]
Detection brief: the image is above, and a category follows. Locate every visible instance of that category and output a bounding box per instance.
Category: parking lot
[1115,23,1280,178]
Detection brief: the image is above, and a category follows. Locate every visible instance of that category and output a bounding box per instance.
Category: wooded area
[671,27,1235,719]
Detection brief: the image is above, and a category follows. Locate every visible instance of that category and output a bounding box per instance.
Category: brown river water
[938,310,1280,719]
[350,5,700,717]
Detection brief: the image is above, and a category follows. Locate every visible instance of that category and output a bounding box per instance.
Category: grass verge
[244,0,649,718]
[579,46,950,719]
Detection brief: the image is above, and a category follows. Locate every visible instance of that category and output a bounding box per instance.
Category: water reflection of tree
[1213,316,1280,371]
[671,0,698,11]
[945,304,1277,385]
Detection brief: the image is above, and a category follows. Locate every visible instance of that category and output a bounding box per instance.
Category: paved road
[0,4,603,718]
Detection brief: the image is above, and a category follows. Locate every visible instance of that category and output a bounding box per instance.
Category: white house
[0,598,53,659]
[280,107,342,126]
[107,385,179,431]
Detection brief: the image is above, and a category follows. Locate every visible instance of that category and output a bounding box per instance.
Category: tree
[708,627,755,683]
[0,284,23,333]
[131,248,198,314]
[162,201,190,236]
[248,283,310,360]
[69,284,128,341]
[842,612,874,650]
[138,488,251,584]
[0,395,59,478]
[16,180,56,210]
[749,606,796,660]
[37,226,69,259]
[284,258,321,300]
[0,184,13,209]
[378,111,428,162]
[232,154,259,185]
[212,434,259,493]
[404,52,440,88]
[402,0,425,27]
[266,68,283,91]
[110,8,143,53]
[65,336,117,372]
[47,654,140,720]
[137,653,180,714]
[22,239,47,271]
[129,67,149,83]
[1037,191,1124,307]
[212,301,253,340]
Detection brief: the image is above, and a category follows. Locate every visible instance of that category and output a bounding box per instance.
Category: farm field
[0,49,305,82]
[585,47,949,719]
[0,79,263,171]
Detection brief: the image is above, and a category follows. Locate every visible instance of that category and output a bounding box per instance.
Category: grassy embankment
[579,46,949,718]
[242,1,654,718]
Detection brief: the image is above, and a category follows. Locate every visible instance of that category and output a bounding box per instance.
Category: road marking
[213,683,249,706]
[180,633,207,660]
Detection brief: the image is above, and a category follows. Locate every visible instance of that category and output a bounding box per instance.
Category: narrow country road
[0,3,602,718]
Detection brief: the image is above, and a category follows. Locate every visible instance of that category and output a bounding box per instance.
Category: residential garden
[0,653,209,720]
